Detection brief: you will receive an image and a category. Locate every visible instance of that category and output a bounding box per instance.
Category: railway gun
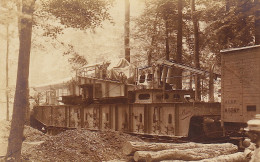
[30,58,222,140]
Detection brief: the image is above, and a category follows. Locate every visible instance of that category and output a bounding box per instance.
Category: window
[139,94,150,100]
[247,105,256,111]
[173,94,181,99]
[156,94,162,100]
[147,73,153,81]
[139,74,146,83]
[168,114,172,124]
[164,93,169,99]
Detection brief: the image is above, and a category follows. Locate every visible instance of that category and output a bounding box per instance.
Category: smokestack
[125,0,130,62]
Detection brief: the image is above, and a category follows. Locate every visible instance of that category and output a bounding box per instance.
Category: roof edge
[220,44,260,53]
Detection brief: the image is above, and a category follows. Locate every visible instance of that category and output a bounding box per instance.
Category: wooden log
[161,152,248,162]
[123,141,237,156]
[133,151,153,162]
[145,146,238,162]
[196,152,248,162]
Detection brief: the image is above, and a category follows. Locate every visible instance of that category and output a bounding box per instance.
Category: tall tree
[6,24,10,121]
[6,0,35,160]
[191,0,201,100]
[176,0,183,89]
[255,0,260,44]
[161,1,172,61]
[125,0,130,62]
[147,11,159,66]
[0,0,17,122]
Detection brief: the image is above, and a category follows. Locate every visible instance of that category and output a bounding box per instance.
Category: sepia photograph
[0,0,259,161]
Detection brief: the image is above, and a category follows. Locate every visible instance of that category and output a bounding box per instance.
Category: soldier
[244,114,260,162]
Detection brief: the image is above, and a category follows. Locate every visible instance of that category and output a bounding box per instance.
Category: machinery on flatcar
[31,58,222,138]
[31,45,260,140]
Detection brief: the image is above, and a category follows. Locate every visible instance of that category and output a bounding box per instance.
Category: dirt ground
[0,120,142,162]
[0,120,249,162]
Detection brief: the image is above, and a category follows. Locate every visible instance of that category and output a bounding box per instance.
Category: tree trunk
[145,146,238,162]
[125,0,130,62]
[165,18,170,61]
[6,24,9,121]
[189,72,193,90]
[176,0,183,89]
[123,141,237,156]
[209,65,215,102]
[255,0,260,45]
[191,0,201,101]
[6,0,34,161]
[147,12,159,66]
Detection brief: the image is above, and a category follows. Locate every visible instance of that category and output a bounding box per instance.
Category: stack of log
[123,141,248,162]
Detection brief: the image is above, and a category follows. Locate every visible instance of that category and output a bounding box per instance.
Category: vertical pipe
[125,0,130,62]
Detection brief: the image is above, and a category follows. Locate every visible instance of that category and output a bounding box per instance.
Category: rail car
[31,58,222,138]
[221,45,260,137]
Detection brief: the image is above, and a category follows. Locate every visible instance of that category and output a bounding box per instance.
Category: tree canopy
[43,0,114,30]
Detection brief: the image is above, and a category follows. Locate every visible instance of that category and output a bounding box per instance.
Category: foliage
[132,0,176,65]
[63,44,88,70]
[0,0,17,25]
[43,0,114,30]
[31,0,115,69]
[134,0,257,68]
[132,0,193,66]
[201,0,255,52]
